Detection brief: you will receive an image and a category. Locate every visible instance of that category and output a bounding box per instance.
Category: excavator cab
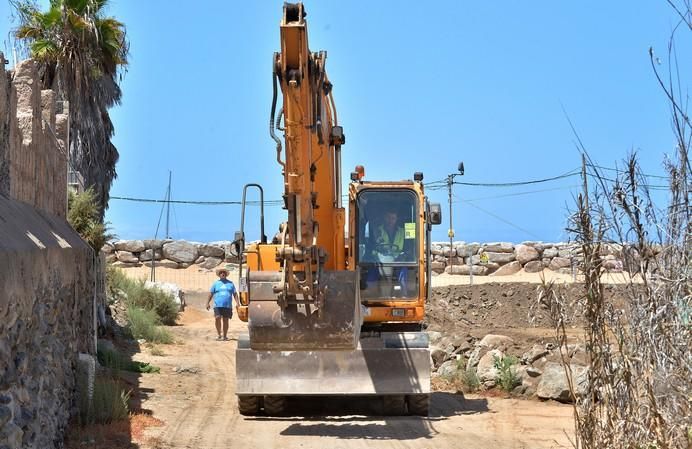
[356,189,420,300]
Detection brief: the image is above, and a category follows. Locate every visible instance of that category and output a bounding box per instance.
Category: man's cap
[215,266,229,275]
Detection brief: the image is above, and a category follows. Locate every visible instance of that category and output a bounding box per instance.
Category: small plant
[91,377,131,424]
[106,265,129,303]
[493,355,520,392]
[127,306,173,344]
[97,346,160,373]
[77,374,130,425]
[150,346,165,356]
[459,367,480,392]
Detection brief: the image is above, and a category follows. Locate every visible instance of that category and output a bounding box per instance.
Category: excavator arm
[243,2,359,351]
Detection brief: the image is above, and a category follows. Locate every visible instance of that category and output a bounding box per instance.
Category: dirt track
[130,291,575,449]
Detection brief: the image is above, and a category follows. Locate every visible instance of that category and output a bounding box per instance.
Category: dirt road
[130,291,575,449]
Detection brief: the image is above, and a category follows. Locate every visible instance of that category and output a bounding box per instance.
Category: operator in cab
[374,209,405,257]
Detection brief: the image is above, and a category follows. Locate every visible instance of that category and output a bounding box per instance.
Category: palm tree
[13,0,129,220]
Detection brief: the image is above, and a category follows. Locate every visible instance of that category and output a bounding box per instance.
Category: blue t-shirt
[210,279,236,308]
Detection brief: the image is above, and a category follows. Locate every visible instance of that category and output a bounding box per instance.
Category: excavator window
[356,189,419,300]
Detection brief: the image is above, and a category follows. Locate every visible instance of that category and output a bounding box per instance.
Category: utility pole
[447,174,455,272]
[165,171,172,239]
[446,162,465,274]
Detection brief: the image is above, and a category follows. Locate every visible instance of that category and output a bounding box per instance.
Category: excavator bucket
[246,270,361,350]
[235,331,430,397]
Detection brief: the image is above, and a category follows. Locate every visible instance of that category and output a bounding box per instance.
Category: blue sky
[1,1,688,244]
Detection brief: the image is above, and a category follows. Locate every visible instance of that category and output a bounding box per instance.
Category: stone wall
[103,238,630,276]
[1,53,94,449]
[430,240,628,275]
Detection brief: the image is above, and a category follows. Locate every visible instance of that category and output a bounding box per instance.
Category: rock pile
[430,332,588,403]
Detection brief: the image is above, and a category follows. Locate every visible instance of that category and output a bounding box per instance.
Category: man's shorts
[214,307,232,319]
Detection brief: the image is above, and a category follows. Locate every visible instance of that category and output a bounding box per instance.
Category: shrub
[493,355,520,392]
[459,367,480,392]
[77,374,130,425]
[106,268,179,325]
[91,377,130,424]
[106,265,129,303]
[127,306,173,344]
[67,188,114,251]
[128,281,179,325]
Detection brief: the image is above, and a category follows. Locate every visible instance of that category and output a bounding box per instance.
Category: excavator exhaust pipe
[246,270,362,350]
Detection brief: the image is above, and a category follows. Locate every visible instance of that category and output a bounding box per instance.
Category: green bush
[493,355,520,392]
[127,306,173,344]
[106,267,179,325]
[128,280,179,326]
[67,188,114,250]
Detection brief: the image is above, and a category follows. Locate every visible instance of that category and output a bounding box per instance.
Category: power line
[110,195,284,206]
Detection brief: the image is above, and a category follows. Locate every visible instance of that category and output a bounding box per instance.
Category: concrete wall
[1,53,94,449]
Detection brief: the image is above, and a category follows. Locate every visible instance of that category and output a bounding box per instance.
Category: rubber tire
[382,395,407,416]
[263,396,287,416]
[406,394,430,416]
[238,395,260,416]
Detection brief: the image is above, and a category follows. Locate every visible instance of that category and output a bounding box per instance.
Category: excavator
[232,2,442,416]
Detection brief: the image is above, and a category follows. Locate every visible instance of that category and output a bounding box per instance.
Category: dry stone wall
[104,238,630,275]
[431,240,629,275]
[1,53,94,449]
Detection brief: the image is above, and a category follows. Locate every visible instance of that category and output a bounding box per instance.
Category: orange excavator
[233,2,442,416]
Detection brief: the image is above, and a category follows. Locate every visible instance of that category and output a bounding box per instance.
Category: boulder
[427,331,444,345]
[543,247,559,258]
[105,254,117,264]
[602,257,623,272]
[115,251,139,264]
[163,241,199,263]
[477,334,515,352]
[445,265,488,276]
[548,257,571,271]
[437,360,459,379]
[485,251,516,264]
[198,243,225,258]
[536,362,588,402]
[101,243,115,254]
[139,249,163,262]
[523,260,544,273]
[477,349,503,382]
[431,347,449,368]
[515,244,540,264]
[113,240,145,253]
[143,239,169,249]
[456,243,480,257]
[490,261,522,276]
[521,344,549,364]
[484,242,514,253]
[431,261,446,272]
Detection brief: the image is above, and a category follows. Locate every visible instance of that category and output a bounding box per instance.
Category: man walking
[207,266,238,341]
